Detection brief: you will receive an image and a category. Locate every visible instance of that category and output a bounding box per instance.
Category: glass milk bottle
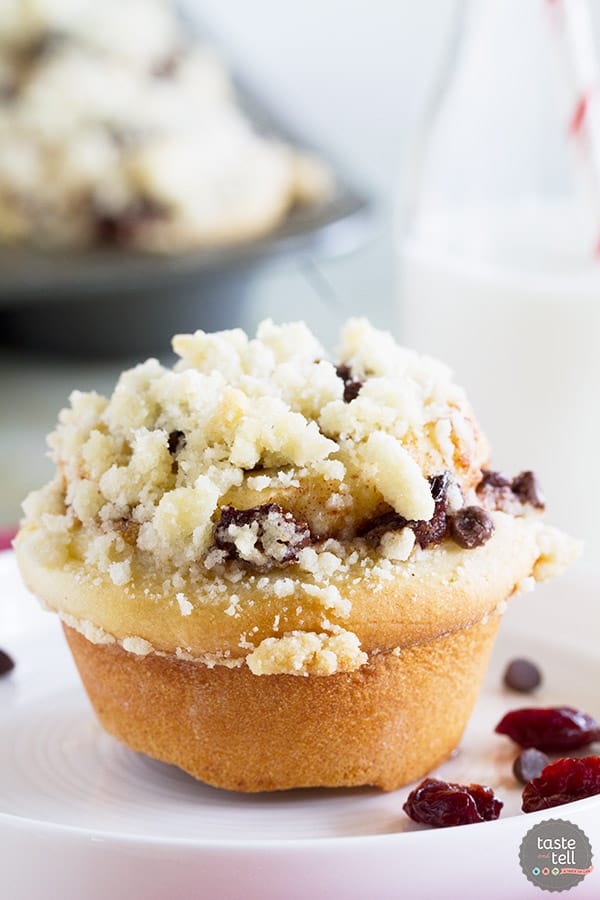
[399,0,600,556]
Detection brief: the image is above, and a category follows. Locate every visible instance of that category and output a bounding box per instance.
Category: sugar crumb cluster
[17,317,574,677]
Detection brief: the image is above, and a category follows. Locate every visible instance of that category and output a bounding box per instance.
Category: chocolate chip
[476,468,545,513]
[476,473,516,513]
[336,364,363,403]
[511,471,545,509]
[343,380,363,403]
[213,504,311,567]
[411,472,450,548]
[167,430,186,455]
[448,506,494,548]
[362,478,496,552]
[359,472,450,549]
[335,364,352,382]
[0,648,15,677]
[503,657,542,692]
[359,510,407,545]
[94,197,167,247]
[479,470,511,489]
[513,748,549,785]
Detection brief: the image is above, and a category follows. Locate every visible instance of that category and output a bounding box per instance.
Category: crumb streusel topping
[17,319,579,674]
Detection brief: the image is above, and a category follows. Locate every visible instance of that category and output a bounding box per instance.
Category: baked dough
[15,319,580,791]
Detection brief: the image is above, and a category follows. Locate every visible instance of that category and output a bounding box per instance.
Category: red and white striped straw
[547,0,600,255]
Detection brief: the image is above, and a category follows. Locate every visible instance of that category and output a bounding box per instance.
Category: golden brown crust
[64,616,500,792]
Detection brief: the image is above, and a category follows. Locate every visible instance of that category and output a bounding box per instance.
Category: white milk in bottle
[398,1,600,554]
[401,205,600,551]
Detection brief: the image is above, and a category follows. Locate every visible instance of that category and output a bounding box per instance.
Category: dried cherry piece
[403,777,503,827]
[0,648,15,676]
[448,506,494,548]
[513,748,550,785]
[495,706,600,752]
[522,756,600,812]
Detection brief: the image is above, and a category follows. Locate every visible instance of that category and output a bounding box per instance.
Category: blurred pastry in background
[0,0,332,252]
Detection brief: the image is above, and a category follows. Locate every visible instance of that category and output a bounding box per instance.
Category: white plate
[0,550,599,900]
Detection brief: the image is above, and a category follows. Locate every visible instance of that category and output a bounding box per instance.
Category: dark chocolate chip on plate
[513,748,550,785]
[0,648,15,676]
[504,657,542,692]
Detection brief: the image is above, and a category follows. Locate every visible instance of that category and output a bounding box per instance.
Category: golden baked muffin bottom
[64,614,500,793]
[16,319,580,793]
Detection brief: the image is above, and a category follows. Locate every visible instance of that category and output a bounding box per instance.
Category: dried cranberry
[0,648,15,676]
[513,748,550,785]
[503,658,542,693]
[511,471,545,509]
[522,756,600,812]
[448,506,494,548]
[495,706,600,752]
[403,778,503,827]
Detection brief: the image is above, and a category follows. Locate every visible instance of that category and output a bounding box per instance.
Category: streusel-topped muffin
[15,319,579,790]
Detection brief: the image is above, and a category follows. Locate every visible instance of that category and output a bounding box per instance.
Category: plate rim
[1,549,599,849]
[1,794,599,850]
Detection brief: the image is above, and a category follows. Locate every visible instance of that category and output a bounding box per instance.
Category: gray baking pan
[0,77,373,358]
